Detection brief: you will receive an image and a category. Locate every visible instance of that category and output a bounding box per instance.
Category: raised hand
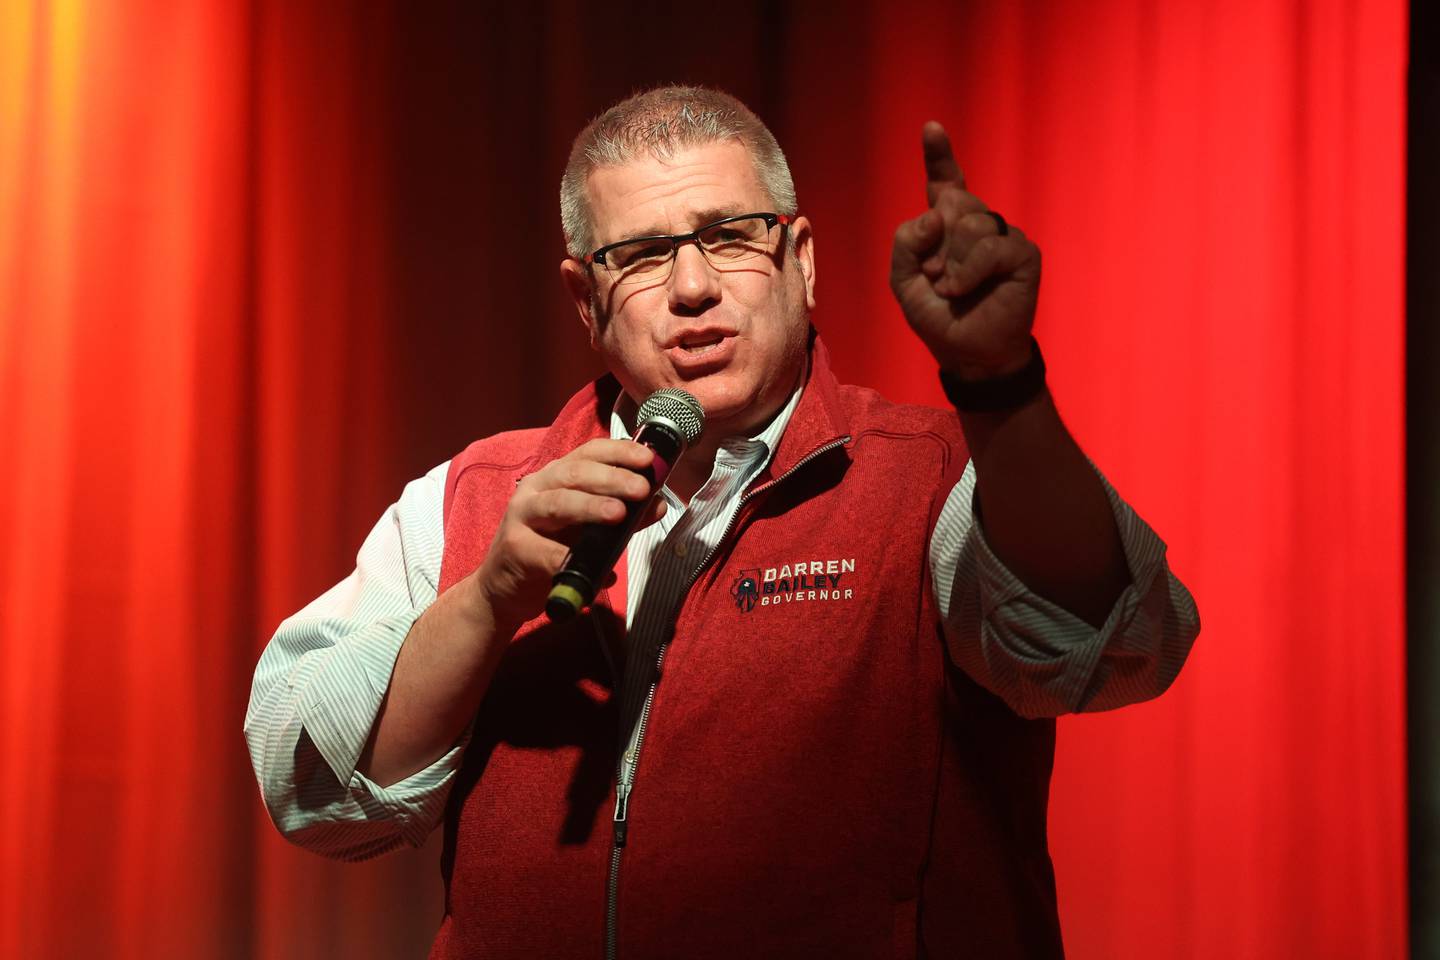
[889,122,1040,379]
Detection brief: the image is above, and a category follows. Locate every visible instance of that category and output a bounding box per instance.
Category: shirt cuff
[969,463,1168,643]
[928,452,1200,717]
[294,611,420,788]
[348,738,469,848]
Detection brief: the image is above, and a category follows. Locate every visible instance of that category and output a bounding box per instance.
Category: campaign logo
[731,571,761,612]
[730,558,856,613]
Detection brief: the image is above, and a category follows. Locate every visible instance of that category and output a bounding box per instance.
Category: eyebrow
[615,204,748,244]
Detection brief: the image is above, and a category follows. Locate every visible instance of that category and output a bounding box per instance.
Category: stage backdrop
[0,1,1405,957]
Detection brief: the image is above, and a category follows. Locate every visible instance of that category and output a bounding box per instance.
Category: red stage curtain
[0,1,1405,957]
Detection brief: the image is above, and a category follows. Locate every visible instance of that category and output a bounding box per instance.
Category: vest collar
[762,329,852,481]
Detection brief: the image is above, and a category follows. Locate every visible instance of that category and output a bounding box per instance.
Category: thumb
[890,209,944,290]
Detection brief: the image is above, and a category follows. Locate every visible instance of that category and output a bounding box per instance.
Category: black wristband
[938,338,1046,413]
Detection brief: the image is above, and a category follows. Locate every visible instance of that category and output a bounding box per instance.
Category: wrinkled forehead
[584,140,771,245]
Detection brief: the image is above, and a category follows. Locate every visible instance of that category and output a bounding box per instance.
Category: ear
[560,257,601,350]
[789,215,816,311]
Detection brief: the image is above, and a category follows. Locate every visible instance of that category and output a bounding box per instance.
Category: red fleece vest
[431,340,1063,959]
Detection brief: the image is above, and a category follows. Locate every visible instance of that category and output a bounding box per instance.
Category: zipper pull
[613,781,630,847]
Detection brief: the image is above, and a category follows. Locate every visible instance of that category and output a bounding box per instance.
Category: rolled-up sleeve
[929,459,1200,719]
[244,460,465,860]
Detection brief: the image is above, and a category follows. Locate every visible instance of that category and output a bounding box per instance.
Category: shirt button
[673,541,688,558]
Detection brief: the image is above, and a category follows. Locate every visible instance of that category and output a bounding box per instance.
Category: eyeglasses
[584,212,791,286]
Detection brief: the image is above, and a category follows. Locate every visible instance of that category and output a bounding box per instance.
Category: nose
[667,240,721,312]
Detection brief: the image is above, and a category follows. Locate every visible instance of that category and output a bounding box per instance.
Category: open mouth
[678,333,726,355]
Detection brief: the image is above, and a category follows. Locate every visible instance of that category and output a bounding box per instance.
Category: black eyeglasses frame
[582,212,792,272]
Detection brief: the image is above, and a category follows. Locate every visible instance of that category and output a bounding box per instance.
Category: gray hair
[560,86,798,258]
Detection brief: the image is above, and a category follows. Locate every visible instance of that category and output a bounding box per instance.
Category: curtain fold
[0,1,1405,956]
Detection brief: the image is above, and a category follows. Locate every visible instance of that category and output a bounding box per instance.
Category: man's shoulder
[832,380,965,442]
[440,427,554,533]
[449,427,552,481]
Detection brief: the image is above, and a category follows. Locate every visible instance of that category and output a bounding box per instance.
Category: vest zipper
[601,435,850,960]
[727,437,852,523]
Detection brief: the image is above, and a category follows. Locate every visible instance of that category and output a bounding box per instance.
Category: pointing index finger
[922,121,965,205]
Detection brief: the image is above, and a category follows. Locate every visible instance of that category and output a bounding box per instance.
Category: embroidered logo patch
[730,558,856,613]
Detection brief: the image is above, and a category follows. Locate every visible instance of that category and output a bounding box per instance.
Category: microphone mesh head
[637,388,705,444]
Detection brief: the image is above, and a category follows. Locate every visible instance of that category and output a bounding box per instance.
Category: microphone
[545,388,705,622]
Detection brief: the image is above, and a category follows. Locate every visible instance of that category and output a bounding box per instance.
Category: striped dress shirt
[244,382,1198,860]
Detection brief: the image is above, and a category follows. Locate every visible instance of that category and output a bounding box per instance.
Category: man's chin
[695,390,789,442]
[686,363,803,440]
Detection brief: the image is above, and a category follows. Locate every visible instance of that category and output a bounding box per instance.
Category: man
[246,86,1199,958]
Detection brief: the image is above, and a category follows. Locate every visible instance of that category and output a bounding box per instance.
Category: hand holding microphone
[471,389,704,630]
[547,389,705,620]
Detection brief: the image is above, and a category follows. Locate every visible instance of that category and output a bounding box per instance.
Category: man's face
[561,140,816,441]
